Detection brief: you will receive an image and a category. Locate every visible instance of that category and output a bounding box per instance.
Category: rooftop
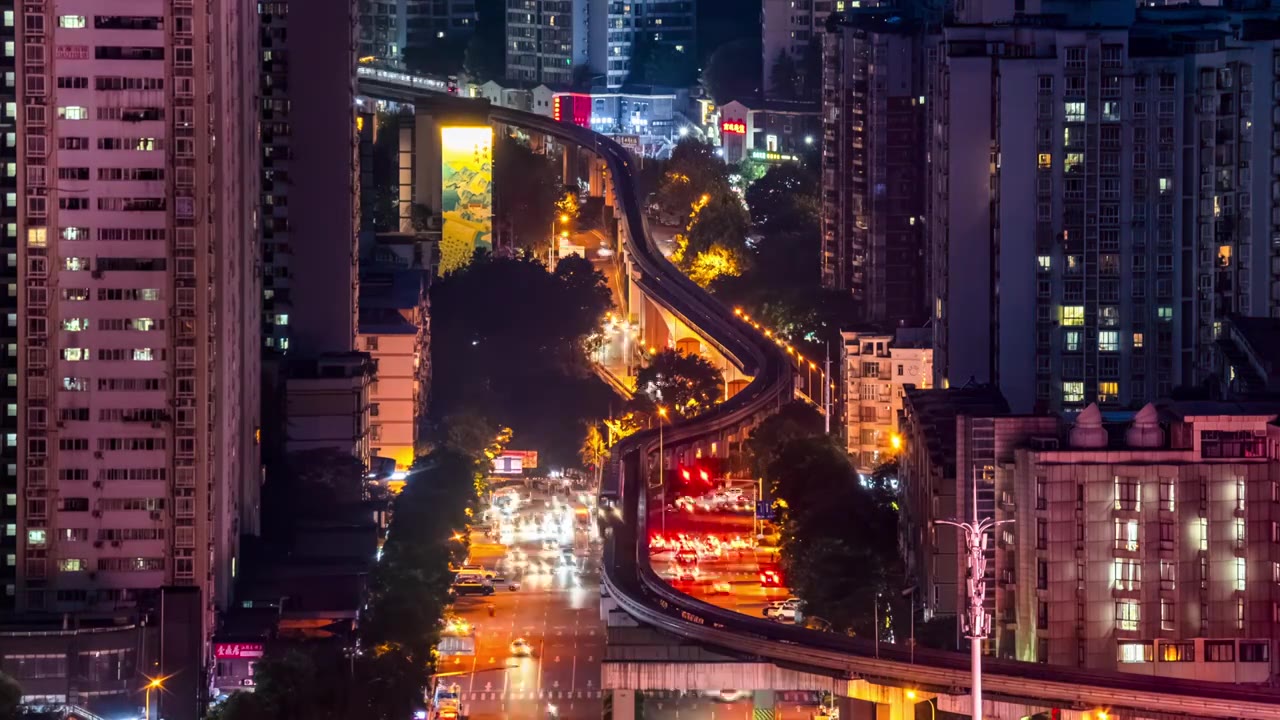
[903,385,1011,469]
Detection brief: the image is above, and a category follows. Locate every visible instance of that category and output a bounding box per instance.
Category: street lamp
[143,676,165,720]
[656,407,669,538]
[904,690,936,720]
[937,478,1013,720]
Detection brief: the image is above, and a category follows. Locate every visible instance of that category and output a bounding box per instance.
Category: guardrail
[355,74,1280,720]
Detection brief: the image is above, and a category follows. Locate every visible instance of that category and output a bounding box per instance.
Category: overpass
[357,69,1280,720]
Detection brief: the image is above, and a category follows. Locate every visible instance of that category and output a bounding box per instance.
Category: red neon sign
[214,643,264,659]
[722,120,746,135]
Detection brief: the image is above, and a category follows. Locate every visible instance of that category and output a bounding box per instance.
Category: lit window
[1133,332,1144,349]
[1158,306,1173,322]
[1116,600,1140,631]
[1236,557,1247,591]
[1114,558,1141,591]
[57,106,88,120]
[275,313,289,325]
[133,348,154,361]
[1118,642,1150,663]
[1198,517,1208,551]
[1037,255,1051,271]
[1099,381,1119,403]
[58,558,85,572]
[1037,153,1052,169]
[57,15,85,28]
[1065,331,1081,352]
[1064,101,1085,122]
[63,257,89,271]
[61,348,88,361]
[1060,305,1084,326]
[1115,518,1139,551]
[1099,331,1119,352]
[1063,381,1084,403]
[26,529,45,546]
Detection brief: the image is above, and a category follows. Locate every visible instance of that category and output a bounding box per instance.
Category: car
[708,580,732,595]
[759,569,783,587]
[509,638,532,657]
[452,581,494,596]
[764,598,803,622]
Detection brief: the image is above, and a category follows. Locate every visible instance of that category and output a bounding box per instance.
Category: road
[440,483,606,720]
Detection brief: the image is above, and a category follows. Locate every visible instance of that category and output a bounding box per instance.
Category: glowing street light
[656,407,670,538]
[143,676,166,720]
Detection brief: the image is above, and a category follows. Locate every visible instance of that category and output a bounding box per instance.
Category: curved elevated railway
[357,72,1280,718]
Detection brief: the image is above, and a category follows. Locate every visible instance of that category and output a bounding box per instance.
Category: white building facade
[841,329,932,474]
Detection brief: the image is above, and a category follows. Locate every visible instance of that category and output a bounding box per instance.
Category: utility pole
[937,478,1010,720]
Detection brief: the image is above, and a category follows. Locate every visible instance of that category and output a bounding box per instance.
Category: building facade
[820,10,927,326]
[717,99,821,165]
[358,268,430,474]
[901,397,1280,682]
[284,353,374,468]
[506,0,591,86]
[840,328,932,474]
[261,0,360,358]
[0,0,18,618]
[12,0,261,709]
[761,0,833,100]
[926,4,1280,413]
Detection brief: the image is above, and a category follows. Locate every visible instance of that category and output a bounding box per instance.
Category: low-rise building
[284,353,376,469]
[718,99,822,165]
[841,328,933,474]
[901,395,1280,683]
[358,269,431,475]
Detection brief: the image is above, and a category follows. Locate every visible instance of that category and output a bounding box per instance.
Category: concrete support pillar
[562,146,576,186]
[753,690,776,719]
[610,689,636,720]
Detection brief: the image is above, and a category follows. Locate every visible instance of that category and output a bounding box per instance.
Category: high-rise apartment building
[926,2,1280,412]
[902,396,1280,683]
[0,0,19,618]
[507,1,695,89]
[359,0,479,64]
[260,0,360,358]
[13,0,260,684]
[820,10,927,326]
[762,0,833,99]
[506,0,591,85]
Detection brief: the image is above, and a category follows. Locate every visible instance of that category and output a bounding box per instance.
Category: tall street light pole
[937,479,1011,720]
[657,406,668,538]
[143,677,164,720]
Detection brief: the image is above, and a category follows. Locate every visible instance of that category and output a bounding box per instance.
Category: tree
[769,51,799,102]
[745,163,820,234]
[746,401,824,476]
[0,673,20,720]
[493,136,563,252]
[429,253,619,467]
[631,349,724,418]
[579,424,609,471]
[654,139,732,223]
[702,37,762,105]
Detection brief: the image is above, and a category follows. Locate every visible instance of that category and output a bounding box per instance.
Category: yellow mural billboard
[439,126,494,274]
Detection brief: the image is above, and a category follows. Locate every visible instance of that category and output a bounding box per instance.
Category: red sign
[722,120,746,135]
[214,643,264,659]
[553,95,591,128]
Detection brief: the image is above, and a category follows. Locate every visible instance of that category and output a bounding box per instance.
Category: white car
[509,637,532,657]
[764,598,803,623]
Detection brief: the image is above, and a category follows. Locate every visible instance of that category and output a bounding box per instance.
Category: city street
[647,488,794,620]
[439,483,606,720]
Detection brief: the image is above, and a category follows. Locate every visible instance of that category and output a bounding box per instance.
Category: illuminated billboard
[439,126,493,274]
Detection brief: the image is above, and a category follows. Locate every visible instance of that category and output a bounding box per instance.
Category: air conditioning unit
[91,510,101,518]
[149,511,161,520]
[111,540,120,548]
[92,480,101,488]
[93,540,103,548]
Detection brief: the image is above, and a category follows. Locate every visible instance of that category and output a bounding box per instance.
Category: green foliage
[702,37,762,105]
[745,401,824,476]
[630,349,724,418]
[494,136,564,252]
[429,253,617,467]
[744,164,820,234]
[210,647,357,720]
[654,140,731,223]
[750,413,906,638]
[355,447,487,719]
